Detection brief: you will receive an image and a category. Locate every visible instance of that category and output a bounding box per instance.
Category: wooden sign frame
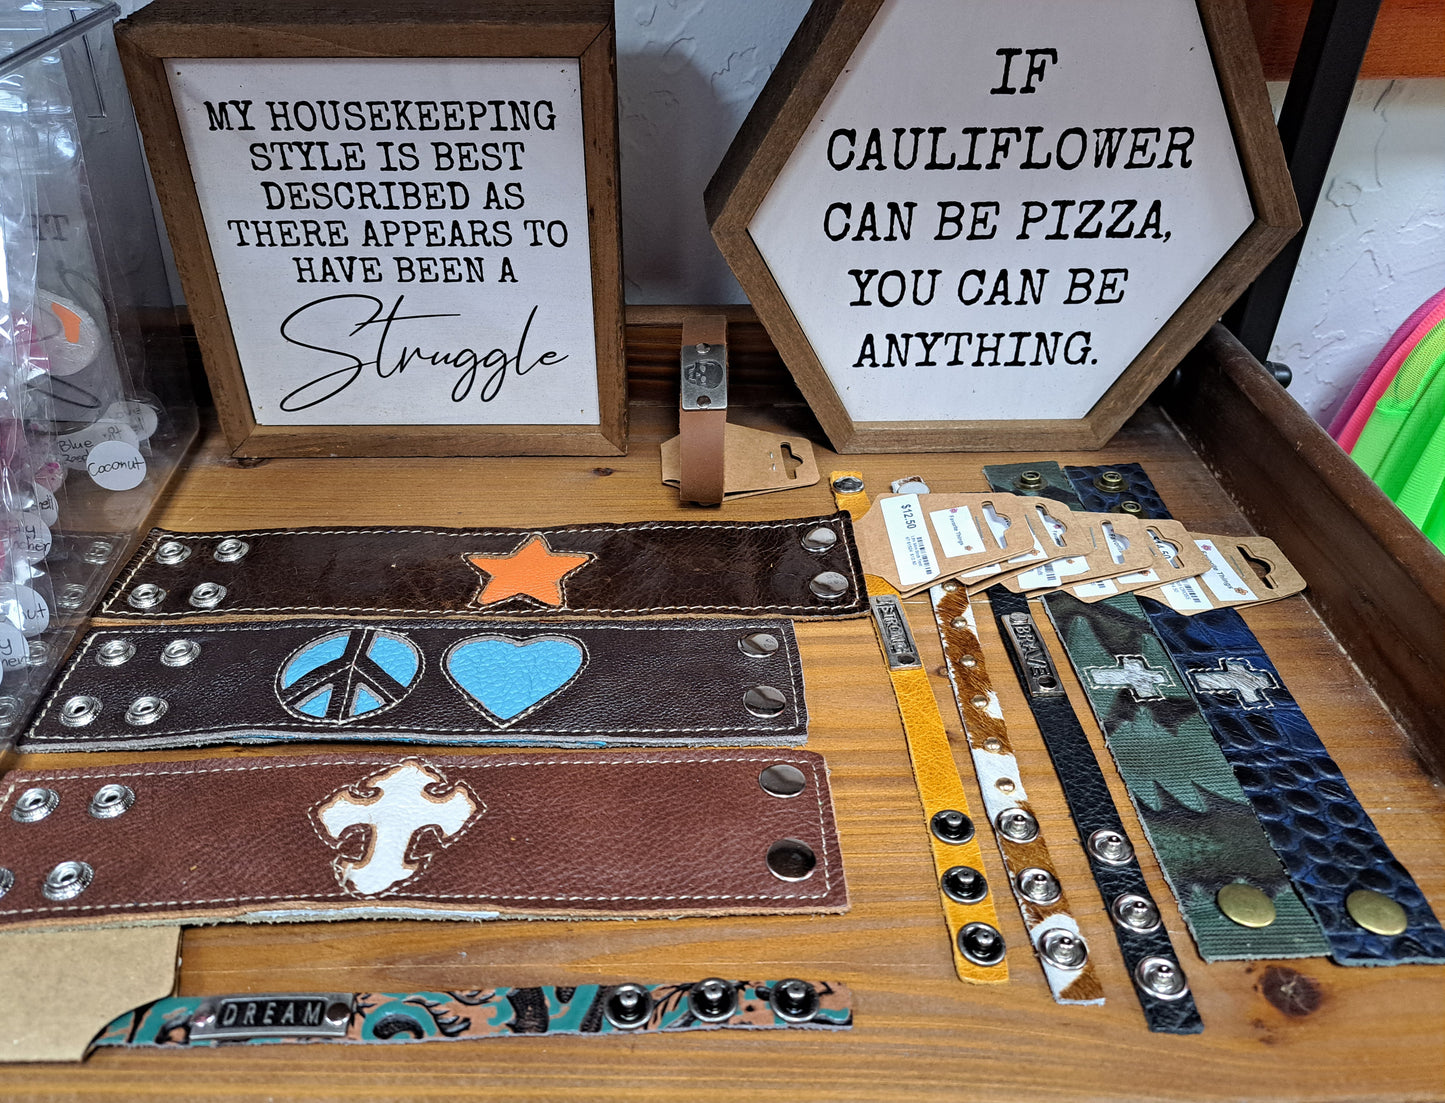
[118,0,625,458]
[706,0,1299,453]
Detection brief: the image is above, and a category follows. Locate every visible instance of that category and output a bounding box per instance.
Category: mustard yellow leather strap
[831,471,1008,984]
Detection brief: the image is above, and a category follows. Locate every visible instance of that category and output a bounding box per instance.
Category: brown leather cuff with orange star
[21,618,809,753]
[96,517,868,620]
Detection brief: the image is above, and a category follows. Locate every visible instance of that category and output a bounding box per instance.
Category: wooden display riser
[3,329,1442,1101]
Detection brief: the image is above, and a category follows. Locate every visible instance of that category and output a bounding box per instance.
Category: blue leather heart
[445,635,586,724]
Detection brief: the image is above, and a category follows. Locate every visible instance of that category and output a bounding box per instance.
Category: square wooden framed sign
[118,0,625,457]
[707,0,1299,453]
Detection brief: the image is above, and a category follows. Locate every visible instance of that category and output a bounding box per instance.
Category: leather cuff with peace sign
[97,515,867,620]
[22,619,807,753]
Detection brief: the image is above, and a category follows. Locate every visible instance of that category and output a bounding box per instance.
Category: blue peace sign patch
[277,628,422,724]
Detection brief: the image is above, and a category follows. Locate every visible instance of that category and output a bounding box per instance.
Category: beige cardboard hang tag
[660,423,819,500]
[1137,533,1306,615]
[1068,517,1212,602]
[1003,505,1156,593]
[853,492,1032,595]
[0,925,180,1061]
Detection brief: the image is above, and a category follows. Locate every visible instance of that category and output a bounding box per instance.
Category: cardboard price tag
[852,492,1034,595]
[1138,534,1306,615]
[1003,503,1154,593]
[1068,518,1210,602]
[660,424,820,500]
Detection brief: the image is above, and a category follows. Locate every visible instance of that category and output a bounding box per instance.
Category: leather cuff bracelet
[96,979,852,1051]
[985,462,1329,963]
[0,750,847,929]
[98,515,867,620]
[23,619,807,753]
[1064,461,1445,967]
[679,315,728,506]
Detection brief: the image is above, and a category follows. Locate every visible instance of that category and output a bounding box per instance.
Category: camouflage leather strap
[984,462,1327,962]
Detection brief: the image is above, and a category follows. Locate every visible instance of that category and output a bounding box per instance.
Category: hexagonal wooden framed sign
[706,0,1299,452]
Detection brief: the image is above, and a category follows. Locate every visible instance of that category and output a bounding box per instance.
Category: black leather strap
[987,585,1202,1034]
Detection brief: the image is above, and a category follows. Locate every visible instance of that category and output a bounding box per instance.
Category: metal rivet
[959,655,977,668]
[738,632,780,658]
[949,617,967,629]
[0,868,12,899]
[1087,828,1134,866]
[759,763,807,798]
[941,865,988,904]
[161,639,201,667]
[125,696,168,726]
[743,685,787,718]
[942,580,961,592]
[688,979,737,1024]
[1017,867,1061,905]
[55,582,88,612]
[809,571,850,601]
[1134,956,1189,1001]
[188,582,227,609]
[801,526,838,553]
[89,783,135,819]
[60,695,102,727]
[1017,470,1044,490]
[831,475,864,494]
[930,809,975,845]
[768,979,820,1023]
[155,540,191,566]
[1040,928,1089,968]
[127,583,166,610]
[969,693,989,709]
[602,984,653,1030]
[1111,893,1162,933]
[982,737,1003,752]
[1216,883,1277,929]
[995,778,1015,794]
[1345,889,1408,936]
[766,838,816,881]
[12,787,59,823]
[1094,471,1126,493]
[957,922,1006,967]
[96,638,136,667]
[995,808,1039,843]
[82,540,115,565]
[43,860,94,901]
[213,538,250,563]
[1114,500,1144,516]
[325,1001,351,1026]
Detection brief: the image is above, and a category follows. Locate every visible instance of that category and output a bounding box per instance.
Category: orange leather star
[466,535,594,607]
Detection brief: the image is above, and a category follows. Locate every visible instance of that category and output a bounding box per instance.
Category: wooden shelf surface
[4,401,1442,1102]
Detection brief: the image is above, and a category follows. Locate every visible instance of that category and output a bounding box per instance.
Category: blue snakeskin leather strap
[1064,462,1445,966]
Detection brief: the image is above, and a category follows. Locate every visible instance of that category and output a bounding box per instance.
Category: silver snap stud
[89,783,135,819]
[213,538,250,563]
[96,638,136,667]
[995,808,1039,844]
[831,475,864,494]
[759,763,807,798]
[688,978,737,1024]
[1087,828,1134,866]
[1111,893,1162,933]
[1040,928,1089,969]
[12,787,60,823]
[60,695,102,727]
[957,922,1006,967]
[82,540,115,565]
[27,640,48,667]
[55,582,88,612]
[154,540,191,566]
[1134,956,1189,1001]
[602,984,653,1030]
[941,865,988,904]
[125,696,168,726]
[127,583,166,610]
[188,582,227,609]
[160,639,201,667]
[743,685,787,718]
[0,696,18,726]
[738,632,779,658]
[766,838,816,881]
[42,860,94,902]
[930,808,975,845]
[1017,867,1062,905]
[0,868,12,899]
[808,571,850,601]
[768,979,820,1023]
[801,526,838,553]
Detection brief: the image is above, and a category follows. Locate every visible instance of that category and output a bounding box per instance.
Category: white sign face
[169,58,600,426]
[749,0,1254,422]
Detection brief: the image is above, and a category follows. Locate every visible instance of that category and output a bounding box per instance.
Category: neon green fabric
[1350,318,1445,489]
